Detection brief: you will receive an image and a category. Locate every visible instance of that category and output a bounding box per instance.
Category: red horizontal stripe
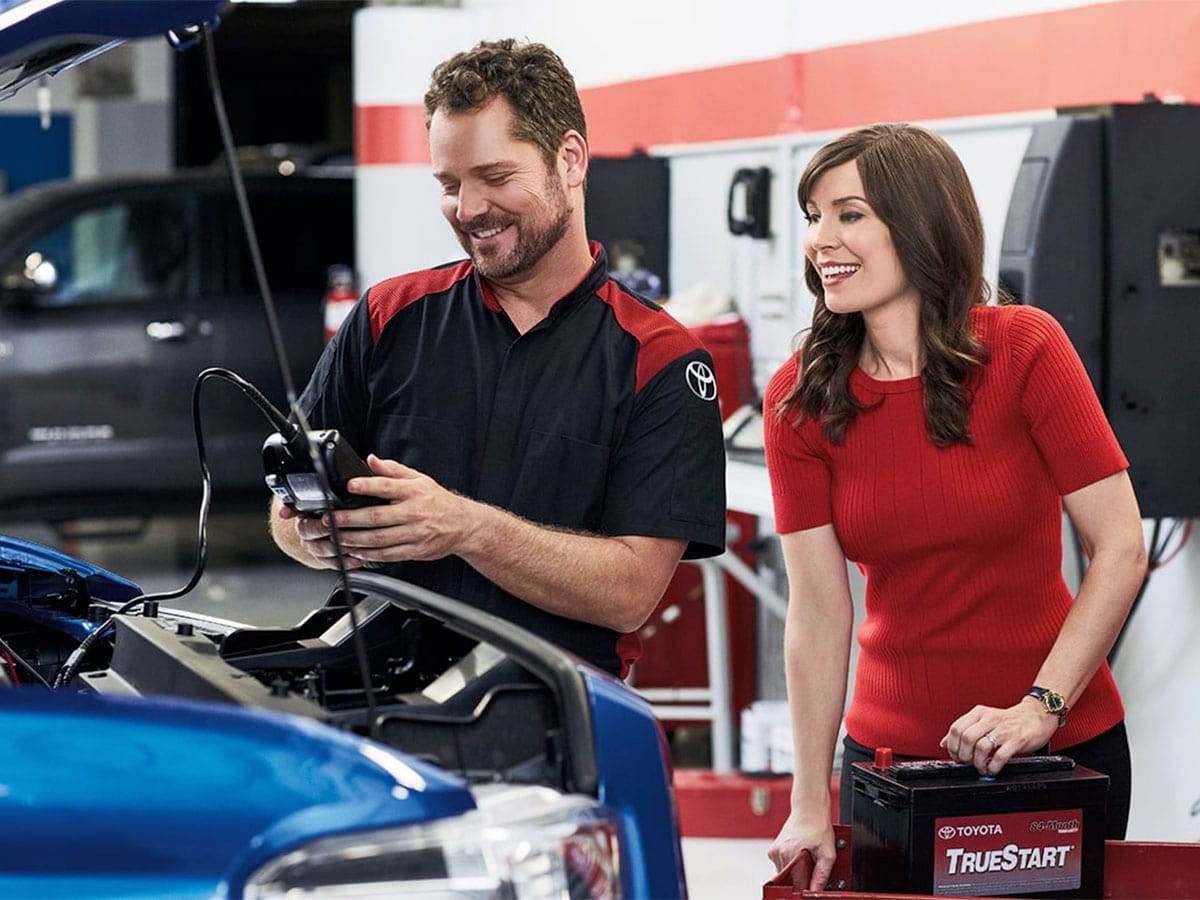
[356,104,430,166]
[356,0,1200,164]
[581,56,804,155]
[799,0,1200,131]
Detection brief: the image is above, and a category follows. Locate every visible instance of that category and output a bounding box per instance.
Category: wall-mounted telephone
[727,166,771,239]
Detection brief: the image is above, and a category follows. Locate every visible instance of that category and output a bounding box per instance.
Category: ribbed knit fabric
[763,304,1127,756]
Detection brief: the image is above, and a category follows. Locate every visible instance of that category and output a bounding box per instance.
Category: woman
[763,123,1146,891]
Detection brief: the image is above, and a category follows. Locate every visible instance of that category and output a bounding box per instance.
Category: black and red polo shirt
[297,243,726,675]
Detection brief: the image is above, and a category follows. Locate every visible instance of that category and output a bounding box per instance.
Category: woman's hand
[767,809,838,893]
[939,697,1060,775]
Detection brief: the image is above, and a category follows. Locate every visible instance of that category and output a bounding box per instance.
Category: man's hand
[272,454,476,569]
[271,453,685,634]
[317,454,478,564]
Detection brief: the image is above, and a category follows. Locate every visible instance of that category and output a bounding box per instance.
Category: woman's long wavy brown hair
[777,123,998,446]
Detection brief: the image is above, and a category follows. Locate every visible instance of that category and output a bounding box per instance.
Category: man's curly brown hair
[424,38,588,166]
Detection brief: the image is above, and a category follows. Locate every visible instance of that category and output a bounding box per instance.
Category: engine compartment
[72,589,570,789]
[0,536,600,799]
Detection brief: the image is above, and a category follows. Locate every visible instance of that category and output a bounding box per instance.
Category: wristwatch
[1027,686,1069,728]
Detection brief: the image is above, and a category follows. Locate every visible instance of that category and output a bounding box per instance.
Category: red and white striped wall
[356,0,1199,166]
[352,0,1200,285]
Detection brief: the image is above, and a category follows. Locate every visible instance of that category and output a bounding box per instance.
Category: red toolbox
[675,769,842,840]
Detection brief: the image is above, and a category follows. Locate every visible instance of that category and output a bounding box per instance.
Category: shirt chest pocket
[510,430,610,531]
[376,414,467,492]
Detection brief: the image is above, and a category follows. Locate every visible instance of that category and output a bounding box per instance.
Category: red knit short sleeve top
[763,304,1128,756]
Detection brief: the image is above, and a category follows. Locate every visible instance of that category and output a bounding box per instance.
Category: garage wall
[353,0,1200,844]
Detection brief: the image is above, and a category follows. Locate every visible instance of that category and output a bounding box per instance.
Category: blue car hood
[0,535,144,641]
[0,688,475,897]
[0,540,478,894]
[0,535,143,601]
[0,0,231,100]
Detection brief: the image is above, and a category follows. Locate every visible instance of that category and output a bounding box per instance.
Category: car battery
[850,751,1108,898]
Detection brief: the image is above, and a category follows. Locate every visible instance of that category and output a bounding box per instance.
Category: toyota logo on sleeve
[685,361,718,401]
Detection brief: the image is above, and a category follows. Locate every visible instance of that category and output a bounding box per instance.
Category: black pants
[838,721,1131,839]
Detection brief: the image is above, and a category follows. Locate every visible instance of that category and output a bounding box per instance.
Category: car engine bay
[0,538,590,795]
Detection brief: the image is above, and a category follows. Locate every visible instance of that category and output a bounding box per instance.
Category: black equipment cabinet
[1000,102,1200,518]
[586,154,671,296]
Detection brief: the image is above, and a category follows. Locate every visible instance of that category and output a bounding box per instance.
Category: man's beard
[459,174,573,280]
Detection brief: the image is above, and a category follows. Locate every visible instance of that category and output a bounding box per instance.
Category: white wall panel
[355,6,485,105]
[390,0,1110,86]
[355,165,462,290]
[467,0,799,85]
[355,0,1110,97]
[661,114,1044,394]
[1112,540,1200,842]
[791,0,1111,51]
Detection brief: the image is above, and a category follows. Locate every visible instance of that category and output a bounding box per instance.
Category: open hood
[0,535,142,641]
[0,0,229,100]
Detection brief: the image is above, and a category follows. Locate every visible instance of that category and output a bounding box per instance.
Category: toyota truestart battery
[850,754,1108,898]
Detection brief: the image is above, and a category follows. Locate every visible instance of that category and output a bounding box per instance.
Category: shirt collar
[476,241,610,319]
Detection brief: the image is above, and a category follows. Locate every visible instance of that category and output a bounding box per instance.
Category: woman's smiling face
[802,159,920,320]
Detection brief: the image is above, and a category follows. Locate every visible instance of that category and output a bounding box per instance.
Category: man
[270,38,725,678]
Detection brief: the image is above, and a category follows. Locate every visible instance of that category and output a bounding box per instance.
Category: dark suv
[0,169,353,524]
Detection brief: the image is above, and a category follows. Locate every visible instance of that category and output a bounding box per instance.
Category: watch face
[1043,692,1066,714]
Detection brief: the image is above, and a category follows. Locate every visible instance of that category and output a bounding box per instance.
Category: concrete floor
[4,511,771,900]
[683,837,777,898]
